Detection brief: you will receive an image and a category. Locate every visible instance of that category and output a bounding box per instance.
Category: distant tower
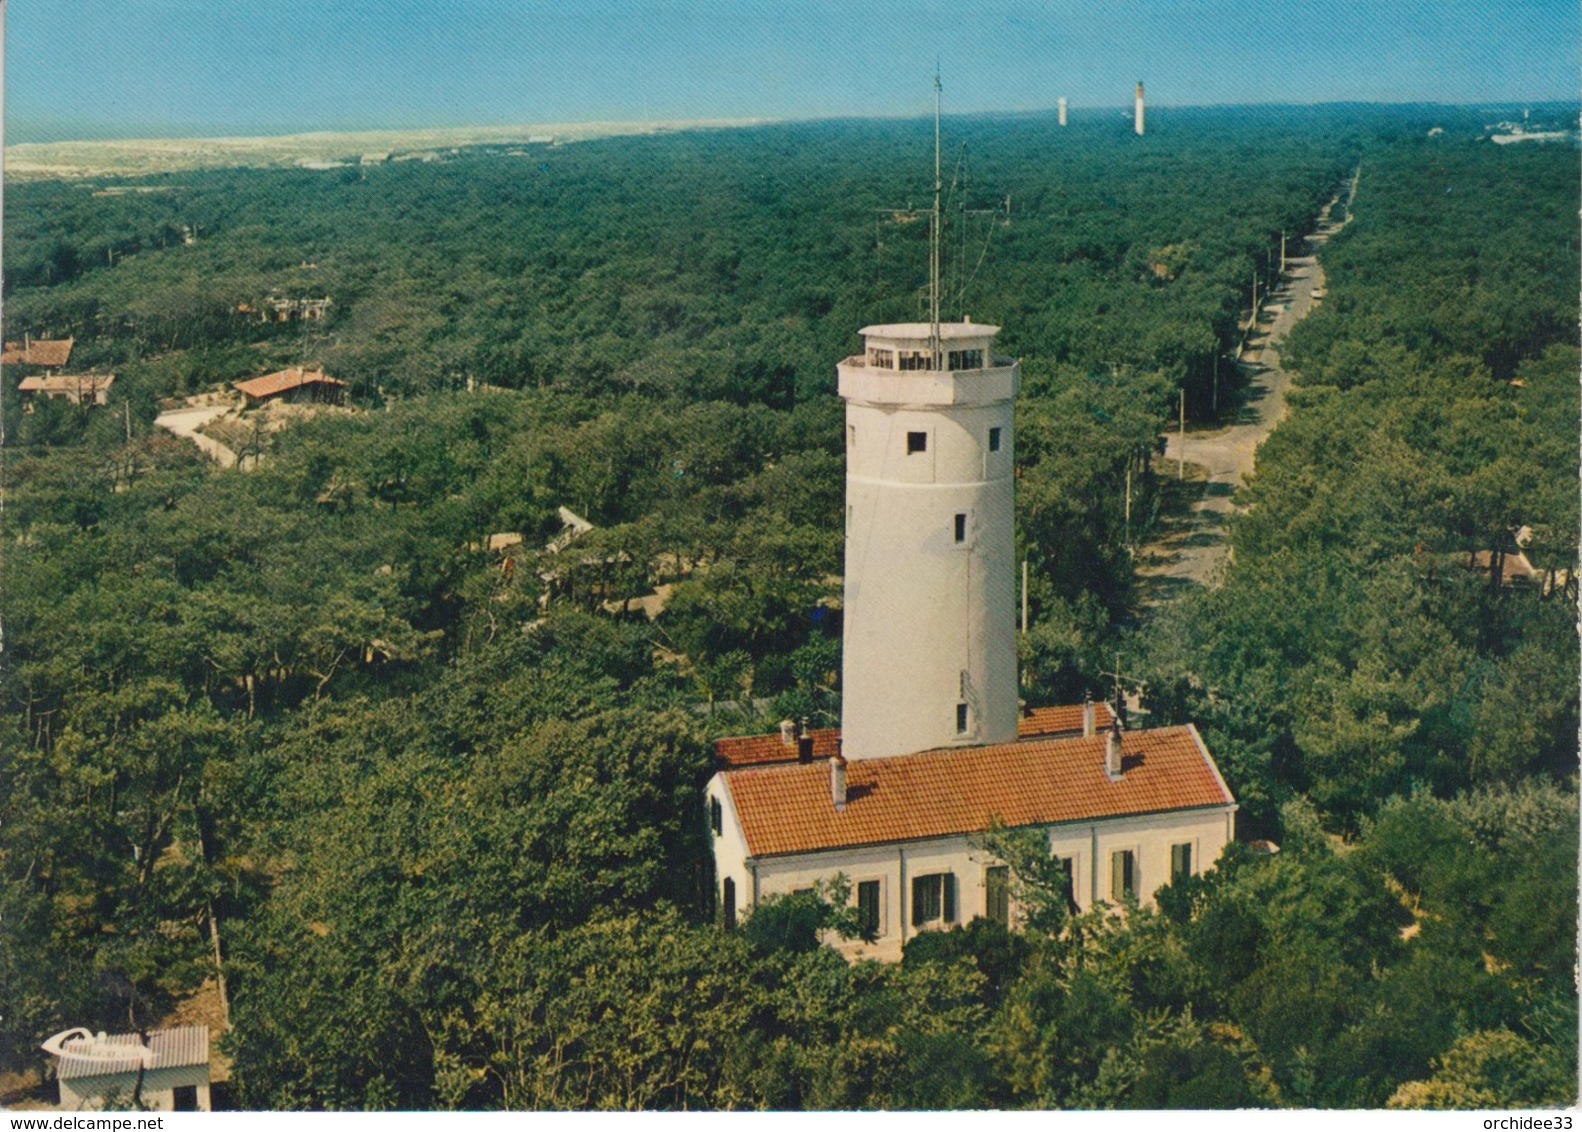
[838,321,1021,760]
[1058,97,1069,127]
[1135,81,1146,136]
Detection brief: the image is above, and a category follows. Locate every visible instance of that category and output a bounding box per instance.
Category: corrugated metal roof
[721,725,1234,858]
[55,1025,210,1080]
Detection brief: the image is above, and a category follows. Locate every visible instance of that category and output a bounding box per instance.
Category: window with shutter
[1111,849,1137,900]
[857,880,881,938]
[985,865,1009,925]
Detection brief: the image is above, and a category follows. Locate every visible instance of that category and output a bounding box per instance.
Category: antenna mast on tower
[930,69,943,367]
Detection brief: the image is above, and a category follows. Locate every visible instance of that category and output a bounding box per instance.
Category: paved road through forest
[1136,172,1358,604]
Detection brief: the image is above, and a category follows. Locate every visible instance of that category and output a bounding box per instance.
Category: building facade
[706,266,1234,956]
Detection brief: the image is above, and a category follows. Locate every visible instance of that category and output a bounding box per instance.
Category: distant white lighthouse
[1135,81,1146,136]
[837,322,1020,759]
[1058,97,1069,127]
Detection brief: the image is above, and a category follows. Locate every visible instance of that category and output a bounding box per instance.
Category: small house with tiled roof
[234,366,346,407]
[17,373,115,406]
[704,309,1236,960]
[2,336,74,369]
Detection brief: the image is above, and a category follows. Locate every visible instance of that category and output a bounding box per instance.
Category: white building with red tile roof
[708,712,1235,960]
[705,314,1236,959]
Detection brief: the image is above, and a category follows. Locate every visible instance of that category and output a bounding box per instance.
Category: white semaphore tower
[837,76,1020,761]
[837,321,1020,760]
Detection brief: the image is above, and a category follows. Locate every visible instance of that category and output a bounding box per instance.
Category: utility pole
[1178,388,1186,480]
[1020,559,1028,633]
[1124,463,1132,548]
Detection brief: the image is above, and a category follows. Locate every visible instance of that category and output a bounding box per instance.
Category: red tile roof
[1018,702,1116,737]
[234,367,345,399]
[2,338,75,367]
[715,727,842,769]
[721,725,1233,858]
[713,702,1117,770]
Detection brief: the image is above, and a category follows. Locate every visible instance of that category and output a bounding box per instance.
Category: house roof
[17,373,115,394]
[720,724,1233,858]
[713,701,1117,770]
[54,1025,209,1081]
[1,338,74,367]
[234,367,345,399]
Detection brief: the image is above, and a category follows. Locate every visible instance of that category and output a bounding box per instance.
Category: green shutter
[943,873,957,923]
[986,866,1009,925]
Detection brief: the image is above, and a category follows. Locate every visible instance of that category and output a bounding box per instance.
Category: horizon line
[9,97,1579,150]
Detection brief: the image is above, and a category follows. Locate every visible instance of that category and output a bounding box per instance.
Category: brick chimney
[831,745,848,811]
[1082,691,1096,738]
[1105,716,1124,779]
[797,717,813,764]
[779,719,796,747]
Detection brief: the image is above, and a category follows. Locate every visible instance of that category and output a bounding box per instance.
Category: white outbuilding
[43,1026,212,1112]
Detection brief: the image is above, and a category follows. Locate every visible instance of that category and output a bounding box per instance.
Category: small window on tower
[709,796,722,837]
[988,427,1002,452]
[848,424,856,448]
[954,513,967,543]
[906,431,928,454]
[956,702,969,733]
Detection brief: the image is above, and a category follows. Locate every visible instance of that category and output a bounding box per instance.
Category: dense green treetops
[2,106,1574,1108]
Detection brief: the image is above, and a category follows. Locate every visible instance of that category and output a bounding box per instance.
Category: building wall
[714,803,1235,962]
[706,776,753,928]
[838,337,1020,761]
[58,1066,211,1112]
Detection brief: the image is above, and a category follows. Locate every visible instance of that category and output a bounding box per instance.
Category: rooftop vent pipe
[831,747,848,811]
[1082,691,1096,738]
[779,719,796,747]
[797,717,813,764]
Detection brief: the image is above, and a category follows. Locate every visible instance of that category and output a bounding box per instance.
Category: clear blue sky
[7,0,1579,142]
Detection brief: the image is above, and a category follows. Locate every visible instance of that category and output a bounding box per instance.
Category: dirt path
[1136,171,1358,602]
[154,405,239,468]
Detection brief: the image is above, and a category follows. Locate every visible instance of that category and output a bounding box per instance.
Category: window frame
[911,871,957,927]
[906,430,928,454]
[722,877,737,929]
[953,512,967,543]
[988,426,1002,452]
[857,879,883,938]
[1171,841,1194,884]
[709,795,722,837]
[1111,848,1138,901]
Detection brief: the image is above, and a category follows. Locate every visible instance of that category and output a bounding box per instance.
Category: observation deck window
[898,350,935,371]
[867,347,895,369]
[947,348,984,370]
